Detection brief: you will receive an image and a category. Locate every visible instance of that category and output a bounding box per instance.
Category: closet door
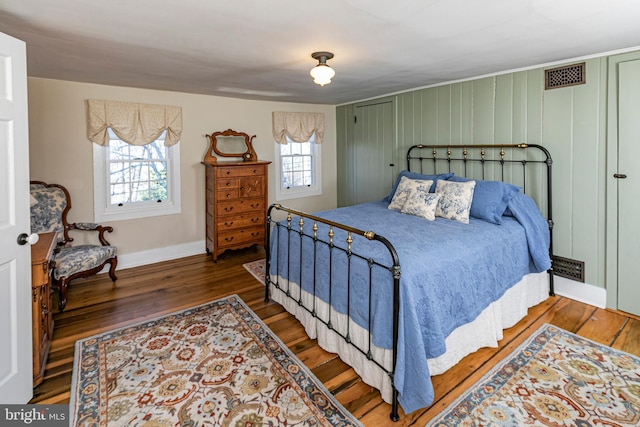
[352,100,395,205]
[616,58,640,316]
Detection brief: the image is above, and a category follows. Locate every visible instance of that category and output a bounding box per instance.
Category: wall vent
[552,255,585,282]
[545,62,586,90]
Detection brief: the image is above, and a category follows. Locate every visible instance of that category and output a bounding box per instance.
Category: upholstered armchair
[30,181,117,311]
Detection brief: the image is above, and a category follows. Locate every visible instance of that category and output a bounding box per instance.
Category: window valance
[272,111,324,144]
[86,99,182,146]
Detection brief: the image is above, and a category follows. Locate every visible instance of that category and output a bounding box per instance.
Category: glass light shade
[310,64,335,86]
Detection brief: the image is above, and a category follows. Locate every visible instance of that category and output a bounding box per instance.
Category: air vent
[552,255,585,282]
[545,62,586,90]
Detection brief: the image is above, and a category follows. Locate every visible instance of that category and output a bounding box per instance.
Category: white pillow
[388,176,434,211]
[401,189,440,220]
[435,179,476,224]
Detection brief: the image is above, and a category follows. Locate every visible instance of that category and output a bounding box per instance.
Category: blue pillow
[449,176,520,224]
[383,170,454,202]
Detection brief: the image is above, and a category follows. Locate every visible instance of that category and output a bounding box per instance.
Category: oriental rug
[243,258,266,285]
[70,295,361,426]
[427,323,640,426]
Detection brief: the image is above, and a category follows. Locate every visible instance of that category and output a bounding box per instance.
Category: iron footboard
[264,204,402,421]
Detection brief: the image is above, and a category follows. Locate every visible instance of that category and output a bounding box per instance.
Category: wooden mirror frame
[204,128,258,163]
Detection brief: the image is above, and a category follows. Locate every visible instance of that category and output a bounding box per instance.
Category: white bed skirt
[269,271,549,404]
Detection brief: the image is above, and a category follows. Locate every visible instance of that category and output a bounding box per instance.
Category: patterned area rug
[244,259,266,284]
[427,323,640,426]
[70,295,361,426]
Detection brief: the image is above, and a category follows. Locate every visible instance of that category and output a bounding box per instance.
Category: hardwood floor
[30,246,640,426]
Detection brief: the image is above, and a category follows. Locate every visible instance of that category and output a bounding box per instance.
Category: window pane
[110,183,128,204]
[150,161,167,180]
[292,171,302,186]
[110,162,128,182]
[303,157,312,170]
[282,157,292,171]
[131,181,149,202]
[303,171,312,185]
[282,172,293,188]
[150,180,167,201]
[292,156,302,169]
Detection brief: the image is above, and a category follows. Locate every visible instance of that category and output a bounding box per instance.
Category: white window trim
[92,142,181,222]
[274,139,322,201]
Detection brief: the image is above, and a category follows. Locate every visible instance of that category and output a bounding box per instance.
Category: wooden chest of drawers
[204,161,271,260]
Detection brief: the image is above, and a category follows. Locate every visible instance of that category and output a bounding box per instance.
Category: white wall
[27,78,337,261]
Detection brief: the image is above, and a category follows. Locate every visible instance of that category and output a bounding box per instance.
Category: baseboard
[100,240,207,272]
[553,276,607,308]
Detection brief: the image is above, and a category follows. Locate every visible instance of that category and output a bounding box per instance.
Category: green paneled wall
[337,57,610,289]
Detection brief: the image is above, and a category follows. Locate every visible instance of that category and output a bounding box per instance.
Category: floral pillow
[388,177,434,211]
[401,189,441,220]
[434,179,476,224]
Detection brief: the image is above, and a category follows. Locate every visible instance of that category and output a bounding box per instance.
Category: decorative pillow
[449,176,521,224]
[400,189,440,221]
[383,170,454,202]
[388,177,433,211]
[434,179,476,224]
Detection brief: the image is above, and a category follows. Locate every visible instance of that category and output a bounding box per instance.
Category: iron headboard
[406,143,555,295]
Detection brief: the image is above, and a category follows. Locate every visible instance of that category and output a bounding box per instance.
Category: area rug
[244,258,266,284]
[427,323,640,426]
[70,294,361,426]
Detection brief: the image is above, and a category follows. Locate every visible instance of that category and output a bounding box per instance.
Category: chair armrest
[72,222,101,230]
[67,222,114,246]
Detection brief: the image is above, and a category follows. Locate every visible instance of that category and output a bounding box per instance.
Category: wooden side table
[31,231,55,387]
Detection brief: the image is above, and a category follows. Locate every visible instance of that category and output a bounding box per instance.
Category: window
[93,128,180,221]
[274,134,321,200]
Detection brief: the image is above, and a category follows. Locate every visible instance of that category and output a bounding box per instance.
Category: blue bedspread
[269,192,550,413]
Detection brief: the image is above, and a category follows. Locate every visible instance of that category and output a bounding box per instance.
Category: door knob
[17,233,39,246]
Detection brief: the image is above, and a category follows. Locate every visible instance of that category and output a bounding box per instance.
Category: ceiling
[2,0,640,105]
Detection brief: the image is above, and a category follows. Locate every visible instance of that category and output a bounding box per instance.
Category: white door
[617,59,640,317]
[0,32,33,403]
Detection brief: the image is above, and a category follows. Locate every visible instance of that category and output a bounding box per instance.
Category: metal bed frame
[265,144,554,421]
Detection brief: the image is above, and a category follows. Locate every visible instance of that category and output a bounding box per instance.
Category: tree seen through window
[108,129,168,206]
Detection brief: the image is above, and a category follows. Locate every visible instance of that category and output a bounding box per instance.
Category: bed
[265,144,555,421]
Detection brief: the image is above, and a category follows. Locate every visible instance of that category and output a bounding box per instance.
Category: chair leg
[58,278,68,312]
[108,258,118,283]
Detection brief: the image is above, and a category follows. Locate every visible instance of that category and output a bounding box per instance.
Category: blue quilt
[269,192,551,413]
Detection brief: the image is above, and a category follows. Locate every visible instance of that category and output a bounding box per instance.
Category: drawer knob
[226,171,231,175]
[224,237,234,242]
[251,218,259,223]
[224,221,234,227]
[251,203,259,209]
[253,169,258,173]
[240,187,245,191]
[251,232,260,237]
[226,182,231,186]
[226,194,231,198]
[224,207,234,212]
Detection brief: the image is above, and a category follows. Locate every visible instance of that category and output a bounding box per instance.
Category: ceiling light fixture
[310,51,335,86]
